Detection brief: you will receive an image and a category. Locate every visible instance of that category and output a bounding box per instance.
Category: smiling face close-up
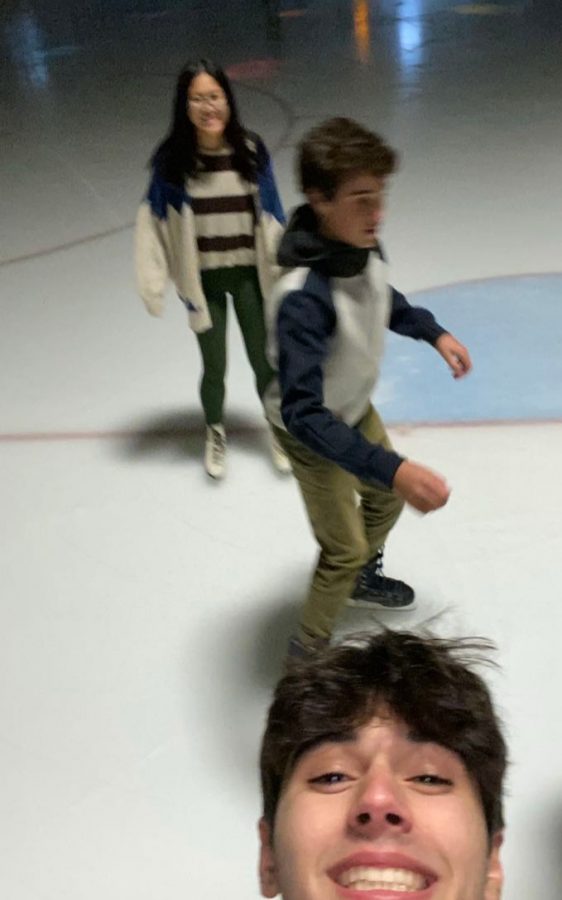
[259,709,503,900]
[187,72,230,147]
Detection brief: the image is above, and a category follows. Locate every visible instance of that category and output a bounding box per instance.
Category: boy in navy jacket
[264,118,472,657]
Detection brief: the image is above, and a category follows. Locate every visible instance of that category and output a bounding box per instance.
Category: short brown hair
[298,117,398,198]
[260,631,507,839]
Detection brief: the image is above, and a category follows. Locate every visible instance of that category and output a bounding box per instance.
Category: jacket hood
[277,204,371,278]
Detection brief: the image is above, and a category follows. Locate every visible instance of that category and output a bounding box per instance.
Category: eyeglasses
[188,93,228,110]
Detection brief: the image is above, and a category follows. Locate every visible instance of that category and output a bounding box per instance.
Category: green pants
[274,405,404,640]
[196,266,274,425]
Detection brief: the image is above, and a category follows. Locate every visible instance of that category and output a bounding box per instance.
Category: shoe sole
[346,596,417,611]
[286,636,330,663]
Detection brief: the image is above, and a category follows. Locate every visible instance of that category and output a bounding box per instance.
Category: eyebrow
[408,734,431,747]
[345,191,379,200]
[295,731,356,763]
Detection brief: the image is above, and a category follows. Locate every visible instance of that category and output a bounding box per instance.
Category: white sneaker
[205,424,226,479]
[269,428,291,474]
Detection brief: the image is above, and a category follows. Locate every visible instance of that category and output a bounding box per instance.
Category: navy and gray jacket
[264,204,447,487]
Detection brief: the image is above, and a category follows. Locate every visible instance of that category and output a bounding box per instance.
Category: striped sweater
[134,135,285,333]
[191,148,256,270]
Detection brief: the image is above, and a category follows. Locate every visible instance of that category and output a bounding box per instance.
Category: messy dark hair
[260,631,507,839]
[150,58,259,185]
[298,116,398,198]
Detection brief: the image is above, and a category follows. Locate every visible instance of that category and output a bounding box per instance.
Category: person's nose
[347,766,412,839]
[371,205,384,228]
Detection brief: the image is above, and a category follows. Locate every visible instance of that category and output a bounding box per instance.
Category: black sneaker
[348,549,416,611]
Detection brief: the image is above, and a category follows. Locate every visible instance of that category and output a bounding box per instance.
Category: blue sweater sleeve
[256,138,286,225]
[278,289,404,487]
[146,168,187,219]
[388,287,448,345]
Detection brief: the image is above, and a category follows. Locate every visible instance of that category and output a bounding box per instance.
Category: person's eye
[409,774,453,787]
[308,771,350,786]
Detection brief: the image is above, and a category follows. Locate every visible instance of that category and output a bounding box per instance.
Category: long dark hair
[150,59,258,185]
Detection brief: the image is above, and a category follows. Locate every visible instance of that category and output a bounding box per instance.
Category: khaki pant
[274,405,404,640]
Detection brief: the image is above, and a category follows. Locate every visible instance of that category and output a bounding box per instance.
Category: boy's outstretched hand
[435,333,472,378]
[393,460,451,513]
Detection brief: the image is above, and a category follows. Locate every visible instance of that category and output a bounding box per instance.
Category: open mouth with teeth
[335,866,432,893]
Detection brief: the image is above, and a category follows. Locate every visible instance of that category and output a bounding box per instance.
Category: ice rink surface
[2,1,562,897]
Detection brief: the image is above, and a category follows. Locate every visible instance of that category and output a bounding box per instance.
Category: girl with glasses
[135,59,288,479]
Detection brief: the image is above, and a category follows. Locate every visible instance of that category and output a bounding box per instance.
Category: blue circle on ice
[375,274,562,424]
